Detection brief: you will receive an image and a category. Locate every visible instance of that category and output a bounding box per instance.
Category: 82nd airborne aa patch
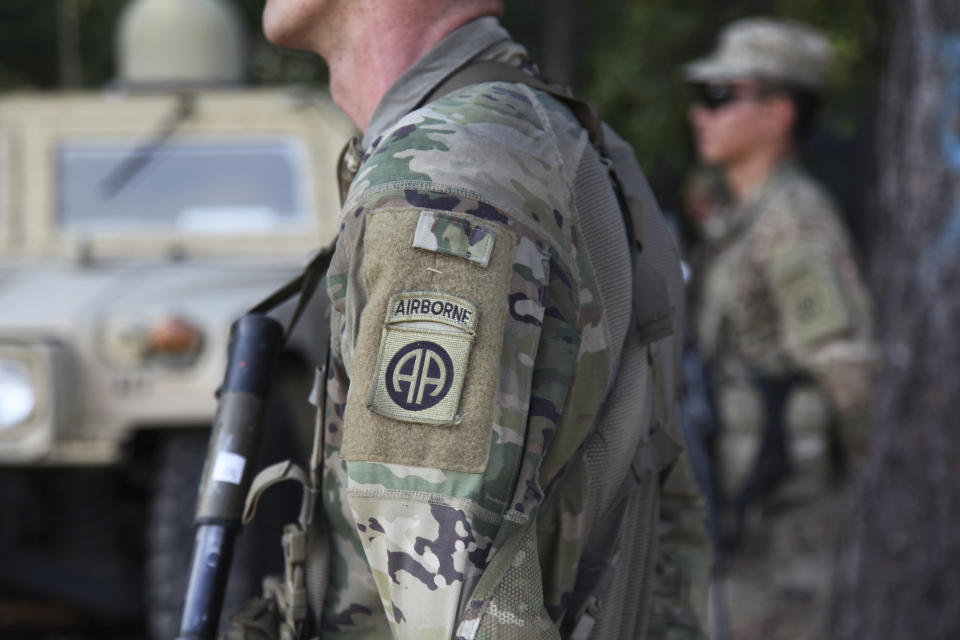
[366,291,478,426]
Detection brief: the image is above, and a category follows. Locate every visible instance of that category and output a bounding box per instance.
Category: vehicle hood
[0,259,302,338]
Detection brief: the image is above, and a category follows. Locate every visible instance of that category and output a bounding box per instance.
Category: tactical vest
[231,62,685,640]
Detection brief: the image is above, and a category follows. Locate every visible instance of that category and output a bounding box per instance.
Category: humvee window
[57,137,311,233]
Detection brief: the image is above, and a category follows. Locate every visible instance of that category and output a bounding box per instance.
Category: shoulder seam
[346,179,579,269]
[518,83,587,297]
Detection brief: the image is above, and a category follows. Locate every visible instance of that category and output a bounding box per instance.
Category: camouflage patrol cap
[685,17,832,90]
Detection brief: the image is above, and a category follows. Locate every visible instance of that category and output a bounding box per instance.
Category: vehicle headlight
[0,343,60,462]
[0,358,37,430]
[99,313,204,369]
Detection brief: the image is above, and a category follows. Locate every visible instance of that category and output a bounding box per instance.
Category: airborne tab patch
[366,292,478,426]
[387,291,479,333]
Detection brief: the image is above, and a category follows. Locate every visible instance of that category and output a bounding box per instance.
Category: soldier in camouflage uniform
[684,17,875,639]
[255,0,711,638]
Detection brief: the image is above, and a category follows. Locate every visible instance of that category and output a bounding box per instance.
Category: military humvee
[0,0,353,636]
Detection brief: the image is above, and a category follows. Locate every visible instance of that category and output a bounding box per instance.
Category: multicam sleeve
[767,243,858,359]
[332,186,554,639]
[765,241,876,454]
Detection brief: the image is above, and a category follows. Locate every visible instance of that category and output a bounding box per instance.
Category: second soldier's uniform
[314,15,709,640]
[694,161,874,494]
[692,160,873,640]
[685,18,875,640]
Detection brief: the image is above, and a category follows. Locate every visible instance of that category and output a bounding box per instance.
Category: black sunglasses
[693,83,778,111]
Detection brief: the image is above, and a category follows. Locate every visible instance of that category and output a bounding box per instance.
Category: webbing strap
[563,422,681,637]
[248,242,336,343]
[241,243,335,531]
[243,460,310,526]
[239,234,335,548]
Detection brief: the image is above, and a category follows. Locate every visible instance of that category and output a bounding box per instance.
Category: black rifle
[724,374,797,551]
[176,313,285,640]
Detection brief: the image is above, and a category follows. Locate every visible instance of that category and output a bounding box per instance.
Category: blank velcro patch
[413,210,496,267]
[366,292,478,426]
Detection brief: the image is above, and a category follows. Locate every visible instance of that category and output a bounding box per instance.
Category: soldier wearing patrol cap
[221,0,712,638]
[684,17,875,640]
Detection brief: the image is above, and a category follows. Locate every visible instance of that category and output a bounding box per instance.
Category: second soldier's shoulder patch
[366,291,478,426]
[769,244,852,348]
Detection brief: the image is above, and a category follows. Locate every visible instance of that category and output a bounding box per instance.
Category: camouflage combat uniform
[694,160,874,453]
[315,16,709,640]
[692,162,874,639]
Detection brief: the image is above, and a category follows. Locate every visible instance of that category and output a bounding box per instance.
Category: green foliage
[772,0,885,137]
[0,0,325,91]
[76,0,128,86]
[0,1,64,88]
[0,0,881,177]
[578,0,721,171]
[0,0,126,88]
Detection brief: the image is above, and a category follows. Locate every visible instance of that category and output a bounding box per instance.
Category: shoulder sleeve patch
[769,244,852,349]
[366,292,478,425]
[413,210,496,267]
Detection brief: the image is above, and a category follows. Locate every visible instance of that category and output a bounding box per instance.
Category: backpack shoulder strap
[422,61,607,152]
[246,242,336,343]
[426,60,676,347]
[424,60,680,637]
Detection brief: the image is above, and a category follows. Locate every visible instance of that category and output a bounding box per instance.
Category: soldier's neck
[321,2,501,132]
[725,141,794,204]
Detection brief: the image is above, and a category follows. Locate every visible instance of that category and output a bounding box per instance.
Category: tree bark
[830,0,960,638]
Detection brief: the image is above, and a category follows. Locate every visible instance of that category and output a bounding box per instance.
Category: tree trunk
[57,0,83,88]
[830,1,960,638]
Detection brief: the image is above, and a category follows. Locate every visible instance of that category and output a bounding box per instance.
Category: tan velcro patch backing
[340,208,516,474]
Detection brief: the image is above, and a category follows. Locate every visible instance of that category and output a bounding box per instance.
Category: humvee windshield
[57,136,312,234]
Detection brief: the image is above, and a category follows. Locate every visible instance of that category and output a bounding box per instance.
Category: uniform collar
[361,15,511,149]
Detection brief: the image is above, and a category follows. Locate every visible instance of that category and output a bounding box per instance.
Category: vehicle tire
[145,430,225,639]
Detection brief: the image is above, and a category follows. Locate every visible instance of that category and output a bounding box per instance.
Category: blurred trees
[0,0,125,88]
[573,1,883,233]
[829,0,960,637]
[0,0,328,89]
[0,2,882,185]
[515,1,882,166]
